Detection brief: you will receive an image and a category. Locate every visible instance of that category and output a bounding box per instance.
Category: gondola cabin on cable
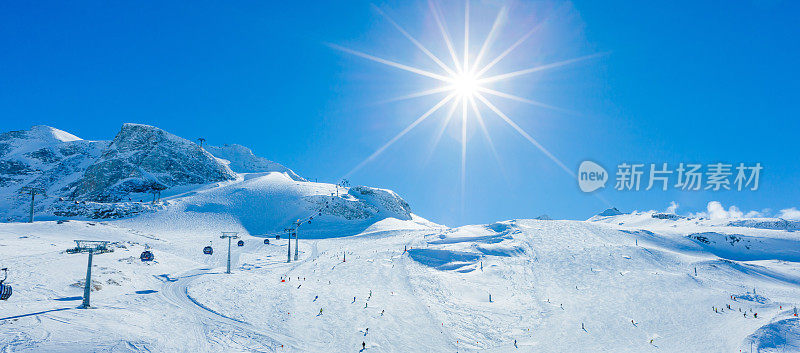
[203,246,213,255]
[0,268,11,301]
[237,240,244,247]
[276,234,280,240]
[140,250,154,262]
[263,239,270,245]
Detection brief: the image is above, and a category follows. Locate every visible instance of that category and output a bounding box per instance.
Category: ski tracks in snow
[158,239,317,351]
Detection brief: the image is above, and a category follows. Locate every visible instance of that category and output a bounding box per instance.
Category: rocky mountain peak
[70,123,236,201]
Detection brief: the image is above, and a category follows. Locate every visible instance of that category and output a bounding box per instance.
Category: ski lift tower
[283,227,293,263]
[20,187,46,223]
[220,232,240,274]
[294,220,302,261]
[148,189,162,204]
[67,240,112,308]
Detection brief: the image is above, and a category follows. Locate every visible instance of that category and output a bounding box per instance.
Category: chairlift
[318,212,322,216]
[237,240,244,247]
[140,250,154,262]
[307,219,312,224]
[0,268,11,301]
[263,238,270,245]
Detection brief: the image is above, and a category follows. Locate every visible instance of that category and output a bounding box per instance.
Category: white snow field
[0,125,798,352]
[1,204,799,352]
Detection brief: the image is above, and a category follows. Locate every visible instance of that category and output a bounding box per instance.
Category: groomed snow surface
[1,209,799,352]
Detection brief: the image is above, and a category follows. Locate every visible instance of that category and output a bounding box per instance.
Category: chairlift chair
[0,268,11,300]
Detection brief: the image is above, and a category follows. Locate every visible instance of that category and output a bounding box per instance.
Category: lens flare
[333,0,607,213]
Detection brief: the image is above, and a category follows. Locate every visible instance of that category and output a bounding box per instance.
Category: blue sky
[2,1,798,226]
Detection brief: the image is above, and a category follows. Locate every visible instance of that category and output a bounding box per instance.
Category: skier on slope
[362,341,365,350]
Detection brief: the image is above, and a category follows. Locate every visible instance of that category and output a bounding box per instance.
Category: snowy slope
[205,144,305,182]
[1,213,798,352]
[1,125,798,352]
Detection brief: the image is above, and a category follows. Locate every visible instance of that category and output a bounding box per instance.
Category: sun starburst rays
[338,1,603,213]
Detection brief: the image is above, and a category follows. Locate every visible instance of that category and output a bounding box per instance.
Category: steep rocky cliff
[70,124,236,202]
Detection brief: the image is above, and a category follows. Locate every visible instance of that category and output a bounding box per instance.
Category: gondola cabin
[0,268,11,300]
[140,250,154,262]
[0,282,10,300]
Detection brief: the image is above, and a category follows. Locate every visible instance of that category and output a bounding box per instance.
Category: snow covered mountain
[0,126,108,221]
[70,123,236,202]
[205,143,305,181]
[0,124,415,237]
[1,125,798,352]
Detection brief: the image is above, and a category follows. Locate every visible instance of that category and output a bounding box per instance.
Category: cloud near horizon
[671,201,798,220]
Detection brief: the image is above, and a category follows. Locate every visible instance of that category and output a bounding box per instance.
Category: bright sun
[452,72,479,98]
[332,0,605,211]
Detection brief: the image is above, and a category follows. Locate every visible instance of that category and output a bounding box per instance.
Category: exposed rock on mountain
[0,125,413,232]
[727,218,800,231]
[71,124,236,202]
[205,143,305,181]
[596,207,624,217]
[0,126,107,219]
[347,185,412,220]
